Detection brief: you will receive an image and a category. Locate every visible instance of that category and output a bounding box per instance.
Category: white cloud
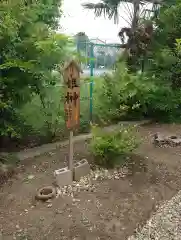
[60,0,130,43]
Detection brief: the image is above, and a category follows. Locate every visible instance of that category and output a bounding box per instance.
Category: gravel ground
[128,190,181,240]
[2,122,181,239]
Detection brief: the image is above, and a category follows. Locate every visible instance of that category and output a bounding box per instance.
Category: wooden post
[69,130,73,172]
[63,59,81,173]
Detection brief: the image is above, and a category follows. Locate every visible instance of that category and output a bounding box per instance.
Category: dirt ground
[1,123,181,240]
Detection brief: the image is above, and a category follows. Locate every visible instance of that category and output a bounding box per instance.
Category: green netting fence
[77,41,121,122]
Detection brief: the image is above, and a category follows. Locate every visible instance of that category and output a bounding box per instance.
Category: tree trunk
[132,0,140,31]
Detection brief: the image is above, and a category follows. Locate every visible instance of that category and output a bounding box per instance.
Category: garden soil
[1,123,181,239]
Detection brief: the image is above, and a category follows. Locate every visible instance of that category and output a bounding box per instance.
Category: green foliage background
[2,0,181,151]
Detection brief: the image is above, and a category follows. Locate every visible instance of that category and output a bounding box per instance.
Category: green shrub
[18,81,92,141]
[94,62,158,122]
[18,85,64,139]
[93,74,121,123]
[93,61,181,123]
[89,125,139,168]
[0,0,67,140]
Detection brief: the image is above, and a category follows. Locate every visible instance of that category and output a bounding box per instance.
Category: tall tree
[0,0,68,141]
[83,0,161,33]
[146,0,181,87]
[74,32,89,53]
[83,0,162,71]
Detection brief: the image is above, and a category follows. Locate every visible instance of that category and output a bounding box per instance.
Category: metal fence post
[90,43,94,123]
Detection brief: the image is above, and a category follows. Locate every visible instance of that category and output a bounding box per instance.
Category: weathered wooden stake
[68,130,74,172]
[63,59,82,177]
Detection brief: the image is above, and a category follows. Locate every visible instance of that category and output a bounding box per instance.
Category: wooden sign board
[64,87,80,129]
[64,60,81,130]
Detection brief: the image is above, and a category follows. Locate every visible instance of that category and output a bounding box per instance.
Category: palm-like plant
[83,0,162,26]
[83,0,123,24]
[83,0,162,70]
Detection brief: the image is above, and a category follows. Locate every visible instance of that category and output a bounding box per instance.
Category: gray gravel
[128,190,181,240]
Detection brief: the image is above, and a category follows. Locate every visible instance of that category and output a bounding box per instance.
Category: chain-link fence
[76,40,121,121]
[77,40,121,77]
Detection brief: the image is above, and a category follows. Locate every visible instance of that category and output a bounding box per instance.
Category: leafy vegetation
[93,0,181,123]
[2,0,181,154]
[89,125,139,168]
[94,63,154,122]
[18,80,90,144]
[83,0,162,71]
[0,0,69,146]
[93,64,181,122]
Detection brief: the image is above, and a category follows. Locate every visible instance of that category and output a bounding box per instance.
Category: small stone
[88,227,93,231]
[7,194,15,202]
[114,175,119,180]
[46,199,52,203]
[24,209,28,213]
[90,187,95,192]
[80,186,88,191]
[40,217,45,221]
[122,167,129,175]
[56,210,63,214]
[72,198,80,203]
[49,152,55,156]
[47,204,52,208]
[16,225,20,229]
[27,175,35,180]
[94,174,101,180]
